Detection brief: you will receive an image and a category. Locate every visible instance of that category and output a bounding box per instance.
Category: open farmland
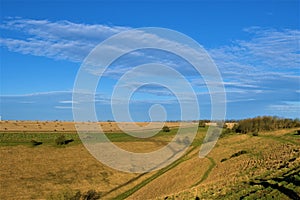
[0,121,299,199]
[0,120,181,133]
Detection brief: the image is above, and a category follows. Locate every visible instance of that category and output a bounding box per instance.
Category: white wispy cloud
[1,19,299,76]
[0,18,129,62]
[0,18,218,79]
[0,18,128,40]
[0,90,72,97]
[207,27,300,103]
[209,27,300,75]
[267,101,300,115]
[240,27,300,70]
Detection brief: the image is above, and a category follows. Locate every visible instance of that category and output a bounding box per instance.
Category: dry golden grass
[114,141,165,153]
[0,144,161,199]
[0,122,299,199]
[0,120,180,199]
[128,150,211,199]
[156,129,300,199]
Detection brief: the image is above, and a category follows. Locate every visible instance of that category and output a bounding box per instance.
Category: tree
[198,121,206,128]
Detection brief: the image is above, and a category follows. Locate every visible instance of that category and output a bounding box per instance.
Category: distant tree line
[198,116,300,135]
[232,116,300,134]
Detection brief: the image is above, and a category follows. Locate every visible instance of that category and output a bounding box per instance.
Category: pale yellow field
[0,120,180,132]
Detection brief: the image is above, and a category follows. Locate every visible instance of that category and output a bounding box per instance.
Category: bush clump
[162,126,170,132]
[82,189,102,200]
[198,121,206,128]
[55,135,74,145]
[31,139,43,146]
[221,128,232,137]
[55,135,67,145]
[49,189,101,200]
[252,132,259,136]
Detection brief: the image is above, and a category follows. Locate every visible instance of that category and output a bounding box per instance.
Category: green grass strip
[192,156,216,187]
[113,146,197,200]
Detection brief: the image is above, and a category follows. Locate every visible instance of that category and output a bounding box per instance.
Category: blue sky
[1,0,299,121]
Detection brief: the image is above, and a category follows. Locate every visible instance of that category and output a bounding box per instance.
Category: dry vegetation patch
[0,145,158,199]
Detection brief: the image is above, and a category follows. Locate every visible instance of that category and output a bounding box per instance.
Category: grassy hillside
[0,121,299,199]
[153,129,300,200]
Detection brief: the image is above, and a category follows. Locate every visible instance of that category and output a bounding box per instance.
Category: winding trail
[112,145,198,199]
[111,129,298,199]
[192,156,216,187]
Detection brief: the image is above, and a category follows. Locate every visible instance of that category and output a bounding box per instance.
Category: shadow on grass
[245,168,300,200]
[249,181,300,199]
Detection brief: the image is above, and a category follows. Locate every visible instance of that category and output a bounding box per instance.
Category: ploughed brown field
[0,120,299,199]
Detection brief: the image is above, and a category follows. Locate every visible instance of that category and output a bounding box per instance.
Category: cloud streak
[209,26,300,76]
[0,18,129,62]
[1,18,298,77]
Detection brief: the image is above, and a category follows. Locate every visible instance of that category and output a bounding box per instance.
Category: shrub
[221,158,228,162]
[221,128,231,137]
[55,135,66,145]
[162,126,170,132]
[55,135,74,145]
[252,132,259,136]
[198,121,206,128]
[49,189,101,200]
[82,189,101,200]
[31,139,43,146]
